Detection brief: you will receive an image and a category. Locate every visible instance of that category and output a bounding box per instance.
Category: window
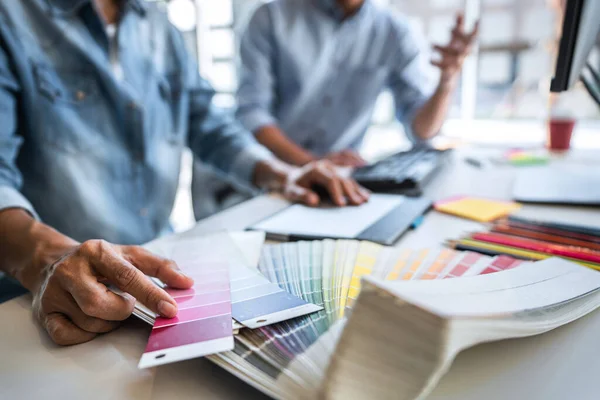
[389,0,600,121]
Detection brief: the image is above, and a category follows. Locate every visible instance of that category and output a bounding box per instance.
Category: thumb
[285,184,320,207]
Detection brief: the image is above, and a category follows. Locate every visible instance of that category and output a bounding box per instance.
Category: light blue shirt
[236,0,435,156]
[0,0,272,245]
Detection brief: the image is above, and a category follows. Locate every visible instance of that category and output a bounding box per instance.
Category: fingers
[120,246,194,289]
[59,294,121,333]
[455,13,464,32]
[354,182,371,202]
[340,179,363,206]
[433,44,463,57]
[326,151,367,167]
[69,280,136,321]
[43,312,97,346]
[308,164,346,206]
[468,20,480,39]
[447,12,479,54]
[86,242,179,318]
[285,185,320,207]
[307,162,369,206]
[340,150,367,167]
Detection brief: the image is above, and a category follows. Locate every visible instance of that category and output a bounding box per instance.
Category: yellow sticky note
[434,196,521,222]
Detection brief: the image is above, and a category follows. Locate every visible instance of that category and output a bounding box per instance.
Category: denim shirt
[0,0,272,245]
[236,0,435,155]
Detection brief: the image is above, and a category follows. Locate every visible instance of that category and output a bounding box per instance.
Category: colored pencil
[508,216,600,237]
[497,219,600,245]
[471,232,600,264]
[490,224,600,251]
[448,239,600,271]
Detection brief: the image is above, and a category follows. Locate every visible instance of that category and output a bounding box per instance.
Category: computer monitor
[550,0,600,102]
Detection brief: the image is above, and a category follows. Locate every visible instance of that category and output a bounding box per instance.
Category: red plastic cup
[547,118,576,151]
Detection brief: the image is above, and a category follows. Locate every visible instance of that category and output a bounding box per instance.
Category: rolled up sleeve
[0,186,39,219]
[235,4,278,134]
[0,38,38,219]
[186,76,275,187]
[388,19,436,144]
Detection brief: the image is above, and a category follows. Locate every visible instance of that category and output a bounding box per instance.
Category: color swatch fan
[207,240,527,398]
[136,233,322,368]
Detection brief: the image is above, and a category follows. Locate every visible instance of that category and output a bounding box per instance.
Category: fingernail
[158,301,177,318]
[178,270,190,278]
[338,197,347,206]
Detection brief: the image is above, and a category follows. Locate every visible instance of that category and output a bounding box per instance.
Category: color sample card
[435,196,521,222]
[229,263,322,329]
[480,255,523,275]
[138,245,235,368]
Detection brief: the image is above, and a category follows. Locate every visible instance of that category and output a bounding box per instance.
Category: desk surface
[2,148,599,400]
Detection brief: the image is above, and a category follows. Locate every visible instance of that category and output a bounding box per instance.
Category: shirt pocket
[155,72,186,146]
[33,63,106,153]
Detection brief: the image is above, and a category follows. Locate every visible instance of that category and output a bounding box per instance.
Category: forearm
[411,80,458,140]
[0,209,77,291]
[255,125,315,166]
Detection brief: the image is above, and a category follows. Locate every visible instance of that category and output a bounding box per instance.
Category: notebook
[434,196,522,222]
[249,193,431,245]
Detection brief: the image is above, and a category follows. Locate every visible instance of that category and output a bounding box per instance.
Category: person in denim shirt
[0,0,369,345]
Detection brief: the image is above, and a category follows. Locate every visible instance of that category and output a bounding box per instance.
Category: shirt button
[128,102,138,110]
[323,96,332,107]
[139,208,149,217]
[76,90,86,101]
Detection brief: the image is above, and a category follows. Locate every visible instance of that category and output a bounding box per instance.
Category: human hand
[432,13,479,87]
[32,240,194,345]
[283,160,370,207]
[324,150,367,167]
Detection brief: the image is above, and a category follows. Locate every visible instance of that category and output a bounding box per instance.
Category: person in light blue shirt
[0,0,368,345]
[236,0,479,167]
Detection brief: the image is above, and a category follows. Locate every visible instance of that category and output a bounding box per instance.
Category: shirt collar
[313,0,371,22]
[45,0,147,18]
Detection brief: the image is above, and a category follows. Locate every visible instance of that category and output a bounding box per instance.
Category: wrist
[438,75,459,93]
[18,218,77,292]
[252,159,295,192]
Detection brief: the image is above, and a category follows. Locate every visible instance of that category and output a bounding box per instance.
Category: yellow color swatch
[435,197,521,222]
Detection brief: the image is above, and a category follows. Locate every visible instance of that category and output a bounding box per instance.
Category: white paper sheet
[251,194,405,239]
[370,258,600,317]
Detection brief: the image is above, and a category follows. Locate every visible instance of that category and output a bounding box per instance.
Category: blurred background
[150,0,600,230]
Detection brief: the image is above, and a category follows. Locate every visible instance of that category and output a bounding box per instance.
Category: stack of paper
[207,240,528,398]
[324,257,600,399]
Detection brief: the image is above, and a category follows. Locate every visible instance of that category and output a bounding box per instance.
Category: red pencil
[471,232,600,264]
[497,220,600,245]
[491,225,600,251]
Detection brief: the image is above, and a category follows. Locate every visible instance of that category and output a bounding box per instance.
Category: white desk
[1,148,599,400]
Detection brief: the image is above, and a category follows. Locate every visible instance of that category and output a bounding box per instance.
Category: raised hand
[432,13,480,86]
